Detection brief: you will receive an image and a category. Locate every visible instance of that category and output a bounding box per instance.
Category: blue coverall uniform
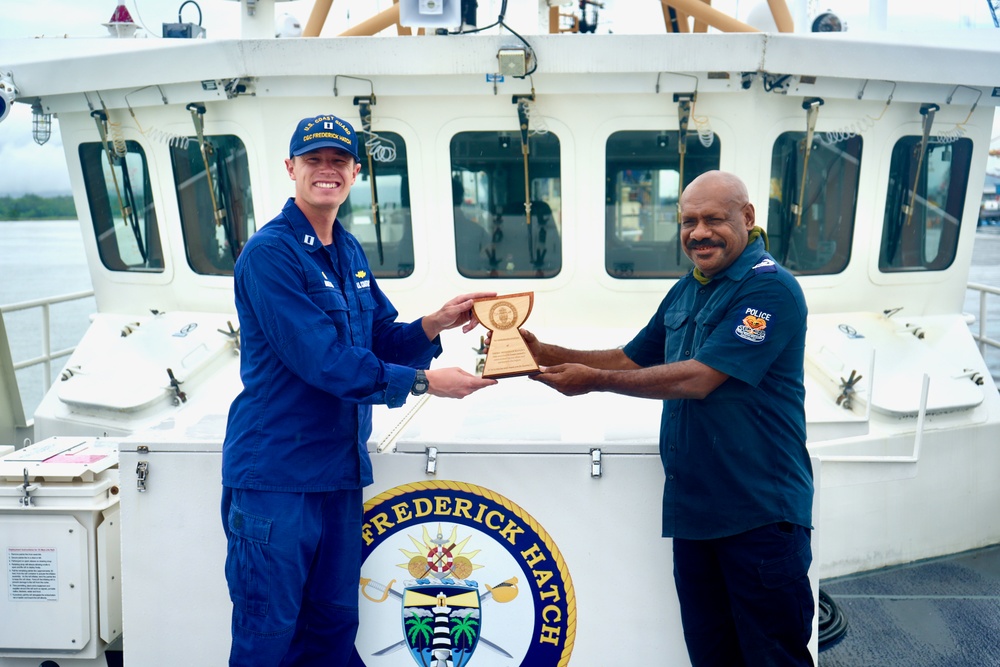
[222,198,441,666]
[623,235,815,666]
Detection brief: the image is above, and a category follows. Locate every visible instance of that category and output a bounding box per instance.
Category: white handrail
[0,290,95,406]
[968,282,1000,363]
[820,374,929,465]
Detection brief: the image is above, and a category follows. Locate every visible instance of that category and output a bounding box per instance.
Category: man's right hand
[518,329,547,365]
[425,368,497,398]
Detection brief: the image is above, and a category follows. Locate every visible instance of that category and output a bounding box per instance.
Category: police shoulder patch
[734,306,772,344]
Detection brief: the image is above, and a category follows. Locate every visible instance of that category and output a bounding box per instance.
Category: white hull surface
[2,6,1000,665]
[111,399,821,666]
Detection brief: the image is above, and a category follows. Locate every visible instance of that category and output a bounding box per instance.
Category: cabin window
[604,130,721,279]
[341,131,414,278]
[79,141,164,272]
[450,131,562,279]
[879,137,972,272]
[170,135,255,276]
[768,132,862,275]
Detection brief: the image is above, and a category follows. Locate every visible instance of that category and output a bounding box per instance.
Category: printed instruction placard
[7,547,58,601]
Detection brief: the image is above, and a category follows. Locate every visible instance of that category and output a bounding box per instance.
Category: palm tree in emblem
[450,612,479,649]
[405,614,433,649]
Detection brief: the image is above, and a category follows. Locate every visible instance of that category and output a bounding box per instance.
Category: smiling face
[679,171,756,278]
[284,146,361,219]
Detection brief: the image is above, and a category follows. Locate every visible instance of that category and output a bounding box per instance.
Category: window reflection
[605,130,720,279]
[451,131,562,278]
[341,131,414,278]
[170,135,255,276]
[768,132,862,275]
[879,137,971,272]
[79,141,164,272]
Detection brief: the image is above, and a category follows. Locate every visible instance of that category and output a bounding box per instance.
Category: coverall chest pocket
[309,284,351,339]
[662,310,689,362]
[356,290,376,345]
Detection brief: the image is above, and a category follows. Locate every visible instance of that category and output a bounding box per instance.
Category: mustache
[686,239,725,251]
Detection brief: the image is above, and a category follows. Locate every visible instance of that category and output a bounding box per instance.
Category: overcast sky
[1,0,997,196]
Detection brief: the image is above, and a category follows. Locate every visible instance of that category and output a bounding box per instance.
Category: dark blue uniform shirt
[623,236,812,539]
[223,198,441,492]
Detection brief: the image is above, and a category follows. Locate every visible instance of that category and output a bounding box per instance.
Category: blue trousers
[673,522,814,667]
[221,487,366,667]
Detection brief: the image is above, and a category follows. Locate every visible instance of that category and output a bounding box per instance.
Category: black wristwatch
[410,369,429,396]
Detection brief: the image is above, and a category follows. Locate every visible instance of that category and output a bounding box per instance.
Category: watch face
[812,12,843,32]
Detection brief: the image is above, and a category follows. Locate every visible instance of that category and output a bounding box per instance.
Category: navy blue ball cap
[289,114,361,161]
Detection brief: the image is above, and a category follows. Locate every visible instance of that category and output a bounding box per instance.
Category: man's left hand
[531,363,598,396]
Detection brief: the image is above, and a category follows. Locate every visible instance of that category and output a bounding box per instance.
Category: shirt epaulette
[751,258,778,274]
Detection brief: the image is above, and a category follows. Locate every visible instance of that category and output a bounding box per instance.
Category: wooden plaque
[472,292,539,379]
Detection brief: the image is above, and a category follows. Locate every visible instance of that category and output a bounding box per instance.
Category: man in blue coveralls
[527,170,814,666]
[221,114,497,666]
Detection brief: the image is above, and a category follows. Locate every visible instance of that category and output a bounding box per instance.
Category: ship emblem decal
[358,481,575,666]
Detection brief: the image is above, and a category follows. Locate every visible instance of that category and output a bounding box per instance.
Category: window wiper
[793,98,824,230]
[213,144,240,262]
[904,104,939,229]
[357,96,384,265]
[885,103,938,266]
[187,103,235,263]
[90,107,149,264]
[674,92,696,266]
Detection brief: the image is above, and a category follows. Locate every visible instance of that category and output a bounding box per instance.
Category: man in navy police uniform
[221,114,496,666]
[527,170,814,666]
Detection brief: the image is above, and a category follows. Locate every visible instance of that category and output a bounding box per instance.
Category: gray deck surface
[820,544,1000,666]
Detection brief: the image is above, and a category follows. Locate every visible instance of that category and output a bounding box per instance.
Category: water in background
[1,221,999,424]
[0,220,95,418]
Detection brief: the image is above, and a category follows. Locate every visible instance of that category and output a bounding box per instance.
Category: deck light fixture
[31,100,51,146]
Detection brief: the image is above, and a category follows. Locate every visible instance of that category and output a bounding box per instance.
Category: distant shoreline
[0,193,77,221]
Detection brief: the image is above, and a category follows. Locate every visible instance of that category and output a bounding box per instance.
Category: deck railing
[967,282,1000,372]
[0,290,95,426]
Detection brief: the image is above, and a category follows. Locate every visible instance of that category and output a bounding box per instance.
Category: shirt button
[669,445,675,451]
[684,350,690,356]
[668,475,675,480]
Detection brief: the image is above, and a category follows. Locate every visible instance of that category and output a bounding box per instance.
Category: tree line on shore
[0,194,77,221]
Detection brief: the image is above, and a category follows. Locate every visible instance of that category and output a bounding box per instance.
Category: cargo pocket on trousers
[758,524,811,590]
[225,503,272,617]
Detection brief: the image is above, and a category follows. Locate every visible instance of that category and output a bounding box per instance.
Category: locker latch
[590,448,603,478]
[136,460,149,492]
[425,447,438,475]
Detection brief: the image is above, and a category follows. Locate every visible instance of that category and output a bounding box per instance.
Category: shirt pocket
[662,309,689,362]
[693,307,725,350]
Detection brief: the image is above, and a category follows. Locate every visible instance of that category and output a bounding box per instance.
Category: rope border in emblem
[365,479,577,666]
